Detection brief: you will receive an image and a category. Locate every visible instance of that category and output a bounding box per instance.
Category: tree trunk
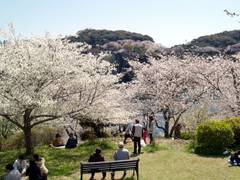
[23,109,33,155]
[23,127,33,155]
[164,120,169,138]
[162,107,170,138]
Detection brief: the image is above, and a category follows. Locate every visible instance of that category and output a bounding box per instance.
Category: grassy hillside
[1,138,239,180]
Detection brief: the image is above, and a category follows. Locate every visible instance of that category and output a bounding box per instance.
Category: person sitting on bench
[111,142,130,180]
[88,148,106,180]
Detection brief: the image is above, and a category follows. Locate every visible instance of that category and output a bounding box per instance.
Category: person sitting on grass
[111,142,130,180]
[33,154,48,180]
[65,126,78,149]
[26,160,42,180]
[88,148,106,180]
[51,133,65,147]
[5,163,21,180]
[229,150,240,166]
[13,154,28,175]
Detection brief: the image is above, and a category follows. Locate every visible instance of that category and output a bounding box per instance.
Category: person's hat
[118,142,124,148]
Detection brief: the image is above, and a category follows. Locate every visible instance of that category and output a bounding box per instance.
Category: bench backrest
[81,159,139,173]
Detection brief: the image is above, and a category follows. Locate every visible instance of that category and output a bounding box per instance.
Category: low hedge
[195,120,234,155]
[224,117,240,145]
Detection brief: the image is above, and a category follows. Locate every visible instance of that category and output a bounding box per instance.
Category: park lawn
[1,138,240,180]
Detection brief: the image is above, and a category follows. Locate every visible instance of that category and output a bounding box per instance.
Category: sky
[1,0,240,47]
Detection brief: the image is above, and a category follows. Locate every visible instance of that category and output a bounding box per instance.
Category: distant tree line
[67,29,154,47]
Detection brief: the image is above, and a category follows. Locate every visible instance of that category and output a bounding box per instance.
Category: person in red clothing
[143,127,148,144]
[88,148,106,180]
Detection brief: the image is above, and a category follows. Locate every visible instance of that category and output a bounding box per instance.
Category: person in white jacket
[13,155,28,175]
[132,119,143,154]
[5,163,21,180]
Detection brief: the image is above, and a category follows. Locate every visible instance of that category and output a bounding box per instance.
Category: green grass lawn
[1,138,240,180]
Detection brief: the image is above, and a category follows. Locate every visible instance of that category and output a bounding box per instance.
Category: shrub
[81,130,97,141]
[224,117,240,145]
[0,126,61,150]
[181,131,195,140]
[195,120,234,155]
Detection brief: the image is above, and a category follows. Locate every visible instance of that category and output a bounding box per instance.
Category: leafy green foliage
[181,131,195,140]
[195,120,234,155]
[224,117,240,145]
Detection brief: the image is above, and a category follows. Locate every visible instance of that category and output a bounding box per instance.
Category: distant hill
[65,28,240,82]
[168,30,240,56]
[66,29,159,82]
[67,29,154,47]
[186,30,240,48]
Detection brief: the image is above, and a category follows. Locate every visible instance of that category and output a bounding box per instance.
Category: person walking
[132,119,143,154]
[123,122,133,144]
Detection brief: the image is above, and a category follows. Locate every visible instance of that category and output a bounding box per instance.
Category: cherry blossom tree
[128,56,212,137]
[0,30,126,154]
[193,56,240,117]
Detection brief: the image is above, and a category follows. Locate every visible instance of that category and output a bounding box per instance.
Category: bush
[224,117,240,145]
[195,120,234,155]
[181,131,195,140]
[81,130,97,141]
[0,126,61,150]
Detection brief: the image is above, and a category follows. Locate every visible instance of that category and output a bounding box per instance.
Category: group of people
[88,142,130,180]
[50,126,78,149]
[124,113,158,154]
[4,154,48,180]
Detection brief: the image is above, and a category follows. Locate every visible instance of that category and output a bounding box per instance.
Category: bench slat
[80,159,139,180]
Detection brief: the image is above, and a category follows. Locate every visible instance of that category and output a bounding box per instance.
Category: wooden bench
[80,159,139,180]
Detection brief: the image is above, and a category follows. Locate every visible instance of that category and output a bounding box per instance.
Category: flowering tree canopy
[0,30,129,153]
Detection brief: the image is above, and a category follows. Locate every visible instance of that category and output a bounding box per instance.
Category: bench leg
[80,172,83,180]
[136,169,139,180]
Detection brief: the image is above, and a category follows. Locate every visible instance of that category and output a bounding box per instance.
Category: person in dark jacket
[230,150,240,165]
[88,148,106,180]
[65,126,78,149]
[26,160,42,180]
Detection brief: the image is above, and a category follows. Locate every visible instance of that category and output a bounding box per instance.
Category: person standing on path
[132,119,143,154]
[148,115,155,144]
